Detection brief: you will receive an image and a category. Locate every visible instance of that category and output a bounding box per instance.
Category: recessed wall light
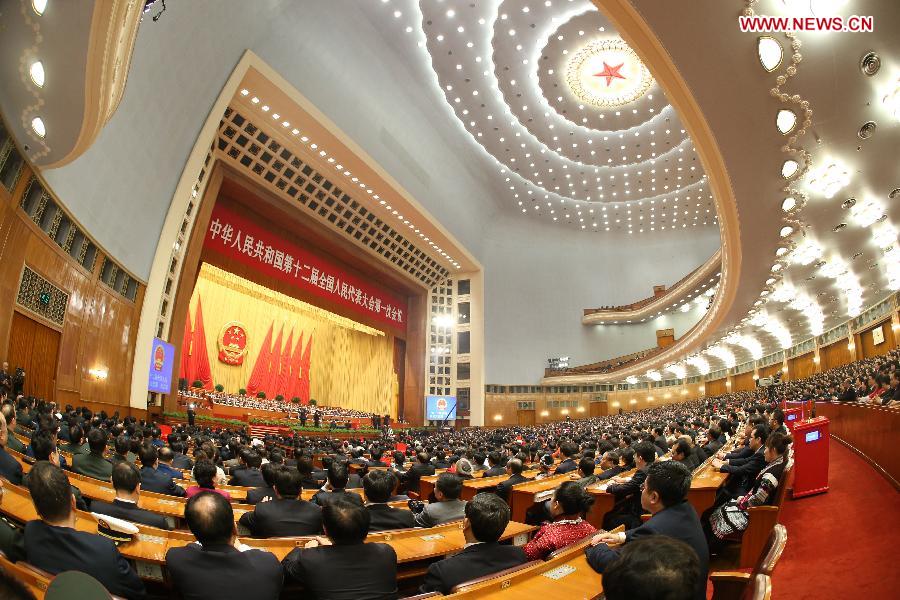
[781,160,799,179]
[32,0,47,16]
[31,117,46,138]
[29,61,45,87]
[757,37,783,72]
[776,109,796,134]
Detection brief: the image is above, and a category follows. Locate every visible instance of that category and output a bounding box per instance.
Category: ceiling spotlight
[29,61,45,87]
[757,37,783,72]
[32,0,47,15]
[832,223,847,232]
[791,237,823,265]
[30,117,46,138]
[850,197,884,227]
[841,197,856,210]
[781,160,799,179]
[779,226,794,237]
[857,121,876,139]
[776,110,796,134]
[859,51,881,76]
[781,197,797,212]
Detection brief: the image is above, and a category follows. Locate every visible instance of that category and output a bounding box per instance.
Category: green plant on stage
[239,388,247,396]
[162,412,246,429]
[257,391,266,399]
[191,380,203,388]
[214,384,224,392]
[309,398,317,406]
[275,394,284,402]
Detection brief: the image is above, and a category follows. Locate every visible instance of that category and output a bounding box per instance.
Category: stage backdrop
[185,263,396,416]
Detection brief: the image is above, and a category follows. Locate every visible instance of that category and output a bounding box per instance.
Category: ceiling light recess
[757,37,784,72]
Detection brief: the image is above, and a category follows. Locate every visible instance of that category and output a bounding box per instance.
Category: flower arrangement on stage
[163,412,245,428]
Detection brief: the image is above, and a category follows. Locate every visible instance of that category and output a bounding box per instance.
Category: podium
[791,416,829,498]
[783,406,803,431]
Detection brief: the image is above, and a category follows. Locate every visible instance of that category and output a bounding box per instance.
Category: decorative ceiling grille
[216,107,450,289]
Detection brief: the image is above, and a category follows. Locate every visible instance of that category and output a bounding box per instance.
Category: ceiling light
[625,376,639,385]
[806,161,851,198]
[781,197,796,212]
[646,370,662,382]
[29,61,45,87]
[775,247,789,257]
[781,160,799,179]
[791,237,823,265]
[883,78,900,121]
[757,37,783,72]
[779,226,794,237]
[872,222,897,249]
[32,0,47,15]
[850,196,883,227]
[679,303,691,313]
[30,117,45,138]
[776,109,796,134]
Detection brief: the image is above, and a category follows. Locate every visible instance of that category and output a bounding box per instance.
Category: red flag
[263,326,284,398]
[288,332,304,400]
[179,311,194,383]
[245,322,274,396]
[298,333,313,404]
[274,330,293,398]
[192,298,213,390]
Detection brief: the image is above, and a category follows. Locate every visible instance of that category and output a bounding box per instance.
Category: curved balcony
[544,345,667,378]
[582,249,721,324]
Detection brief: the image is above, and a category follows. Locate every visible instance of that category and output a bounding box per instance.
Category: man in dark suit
[91,462,170,530]
[586,460,709,600]
[495,458,530,503]
[109,435,136,468]
[653,426,669,453]
[483,452,506,477]
[402,452,435,495]
[229,450,265,487]
[0,405,25,454]
[603,442,656,531]
[420,493,527,594]
[167,492,283,600]
[156,447,183,480]
[554,442,579,474]
[698,426,724,460]
[138,444,185,497]
[838,378,858,402]
[239,467,322,538]
[282,496,397,599]
[366,448,389,468]
[312,462,362,507]
[672,439,700,471]
[714,425,769,499]
[73,428,113,481]
[0,412,23,485]
[246,462,278,505]
[602,537,702,600]
[170,441,194,470]
[364,470,416,532]
[23,461,146,599]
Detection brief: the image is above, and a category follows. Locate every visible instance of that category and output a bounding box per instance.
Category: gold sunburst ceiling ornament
[565,39,653,108]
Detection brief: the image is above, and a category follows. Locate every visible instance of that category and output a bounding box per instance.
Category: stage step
[248,424,288,438]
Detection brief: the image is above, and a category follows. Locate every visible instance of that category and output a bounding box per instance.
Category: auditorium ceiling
[1,0,898,383]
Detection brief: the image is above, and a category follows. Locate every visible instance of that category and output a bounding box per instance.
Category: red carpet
[773,439,900,599]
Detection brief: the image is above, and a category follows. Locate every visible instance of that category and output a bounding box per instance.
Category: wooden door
[517,410,535,427]
[6,311,60,402]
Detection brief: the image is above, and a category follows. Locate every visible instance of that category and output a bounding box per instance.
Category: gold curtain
[189,263,395,415]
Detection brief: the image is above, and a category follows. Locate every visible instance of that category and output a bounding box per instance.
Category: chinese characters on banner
[203,204,407,328]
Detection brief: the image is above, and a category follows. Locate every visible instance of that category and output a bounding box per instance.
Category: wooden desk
[509,474,572,523]
[418,469,448,499]
[446,538,602,599]
[583,468,638,529]
[0,479,534,583]
[460,470,541,501]
[688,461,730,518]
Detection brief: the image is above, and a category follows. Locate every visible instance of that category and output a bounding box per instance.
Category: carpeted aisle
[773,439,900,599]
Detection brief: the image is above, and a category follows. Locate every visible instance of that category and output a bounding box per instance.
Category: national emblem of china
[218,322,248,366]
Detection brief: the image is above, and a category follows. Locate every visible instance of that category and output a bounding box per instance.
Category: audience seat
[45,571,127,600]
[0,551,52,599]
[748,574,772,600]
[448,561,543,594]
[710,524,787,600]
[736,468,792,569]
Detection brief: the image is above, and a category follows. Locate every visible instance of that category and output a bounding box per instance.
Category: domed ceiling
[384,0,720,234]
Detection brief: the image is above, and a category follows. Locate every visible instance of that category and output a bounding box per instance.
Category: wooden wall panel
[706,378,727,396]
[788,352,815,381]
[859,320,896,359]
[821,339,852,371]
[7,311,60,402]
[0,163,144,411]
[817,403,900,490]
[733,371,755,392]
[759,363,784,379]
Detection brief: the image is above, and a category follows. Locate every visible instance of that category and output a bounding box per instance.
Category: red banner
[204,204,406,328]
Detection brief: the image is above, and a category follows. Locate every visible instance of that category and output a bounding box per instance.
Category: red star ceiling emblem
[594,62,626,86]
